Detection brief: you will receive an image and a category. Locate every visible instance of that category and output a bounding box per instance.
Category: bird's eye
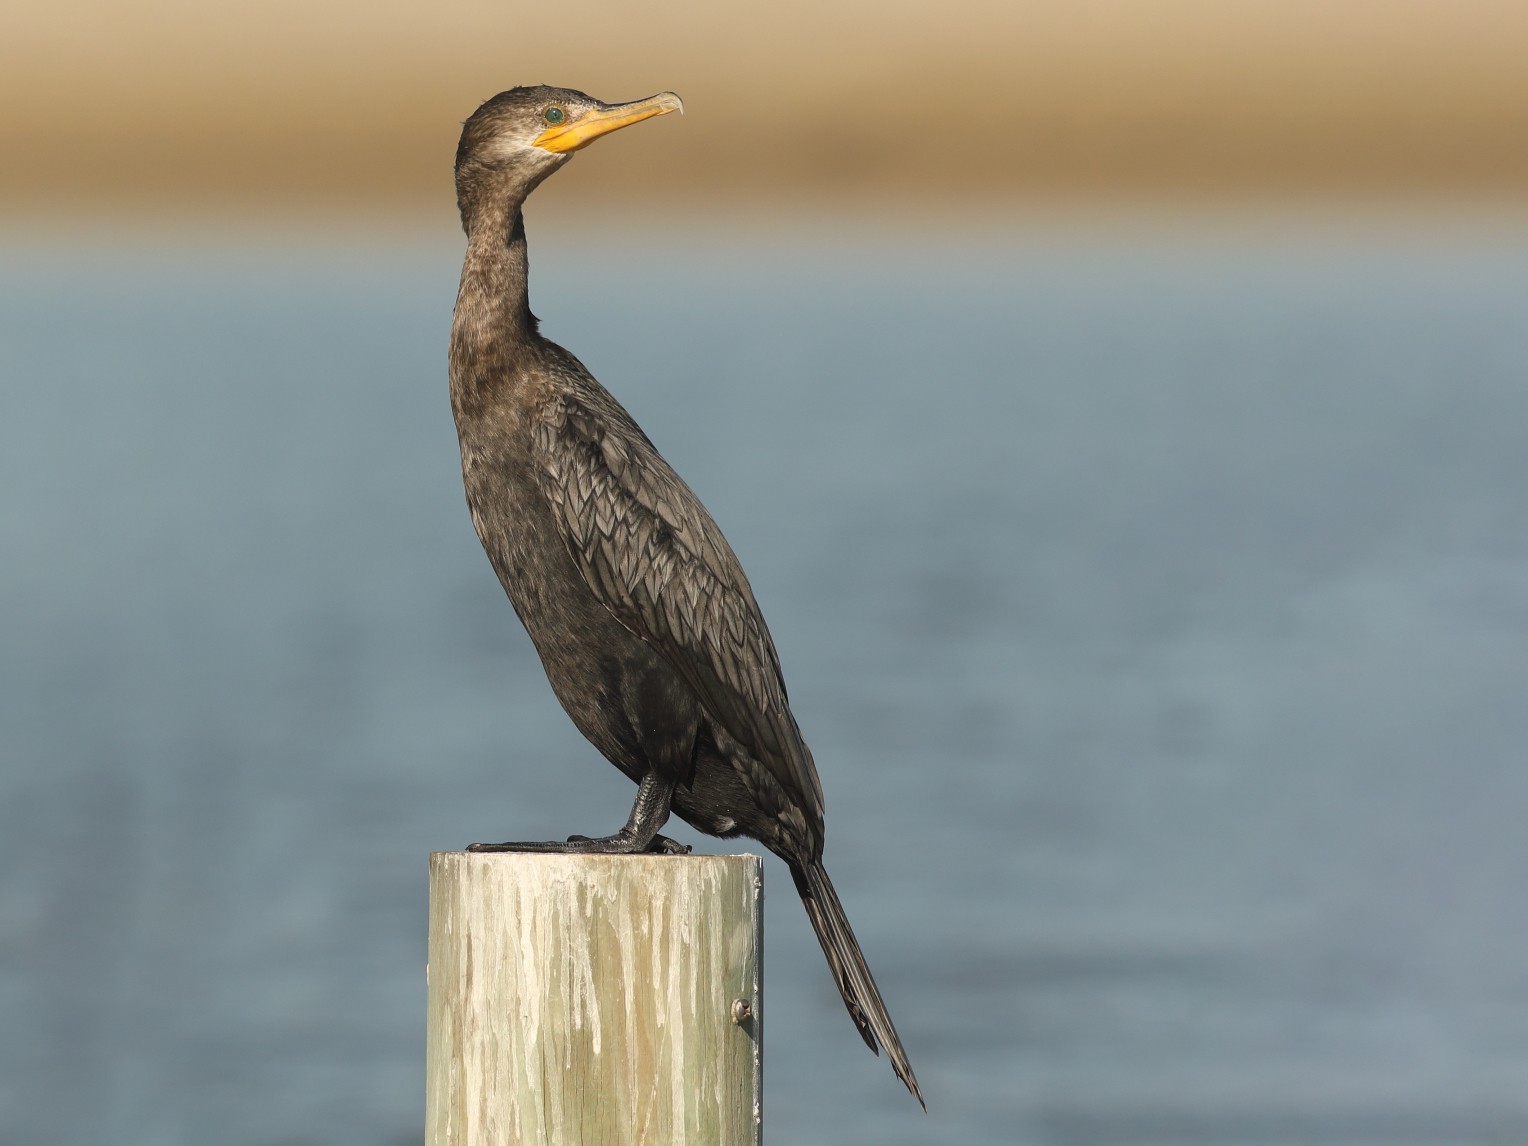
[543,107,566,126]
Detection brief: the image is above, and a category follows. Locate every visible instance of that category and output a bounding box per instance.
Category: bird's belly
[471,476,702,781]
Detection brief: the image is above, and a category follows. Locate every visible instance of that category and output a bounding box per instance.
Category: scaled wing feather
[535,381,825,818]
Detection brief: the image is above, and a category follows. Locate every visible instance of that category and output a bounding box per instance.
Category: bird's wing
[534,379,824,819]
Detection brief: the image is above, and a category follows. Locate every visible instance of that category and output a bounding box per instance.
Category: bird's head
[455,85,683,226]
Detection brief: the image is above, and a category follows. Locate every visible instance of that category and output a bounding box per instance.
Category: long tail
[790,859,924,1108]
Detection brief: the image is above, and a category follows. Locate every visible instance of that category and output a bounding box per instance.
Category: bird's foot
[630,833,693,855]
[466,832,690,855]
[563,831,692,855]
[468,772,689,855]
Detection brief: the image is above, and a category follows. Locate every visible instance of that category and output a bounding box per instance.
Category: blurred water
[4,215,1528,1146]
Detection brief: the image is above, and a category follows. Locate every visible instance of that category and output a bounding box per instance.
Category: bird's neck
[455,199,538,355]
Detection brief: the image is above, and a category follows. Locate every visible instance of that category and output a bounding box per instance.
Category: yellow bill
[534,92,684,154]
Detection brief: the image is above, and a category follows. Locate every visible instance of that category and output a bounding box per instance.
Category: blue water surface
[4,213,1528,1145]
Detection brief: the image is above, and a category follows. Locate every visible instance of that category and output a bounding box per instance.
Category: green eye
[543,107,566,126]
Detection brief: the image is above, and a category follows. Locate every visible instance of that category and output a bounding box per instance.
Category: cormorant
[448,85,922,1106]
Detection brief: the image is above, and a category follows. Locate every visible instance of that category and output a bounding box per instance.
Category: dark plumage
[448,85,921,1105]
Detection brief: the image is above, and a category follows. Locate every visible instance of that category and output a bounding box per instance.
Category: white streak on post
[425,852,763,1146]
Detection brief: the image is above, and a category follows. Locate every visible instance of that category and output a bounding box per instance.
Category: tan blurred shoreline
[4,0,1527,216]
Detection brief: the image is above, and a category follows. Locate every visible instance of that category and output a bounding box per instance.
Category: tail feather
[791,860,924,1108]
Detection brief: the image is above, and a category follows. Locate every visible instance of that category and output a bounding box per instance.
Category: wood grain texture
[426,852,762,1146]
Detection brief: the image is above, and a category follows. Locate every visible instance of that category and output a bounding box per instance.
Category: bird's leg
[467,770,691,855]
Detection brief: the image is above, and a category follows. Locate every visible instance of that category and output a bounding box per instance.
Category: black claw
[466,772,688,855]
[464,831,691,855]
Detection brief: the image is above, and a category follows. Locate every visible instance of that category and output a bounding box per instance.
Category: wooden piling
[425,852,763,1146]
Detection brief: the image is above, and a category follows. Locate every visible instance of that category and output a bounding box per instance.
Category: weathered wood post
[425,852,763,1146]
